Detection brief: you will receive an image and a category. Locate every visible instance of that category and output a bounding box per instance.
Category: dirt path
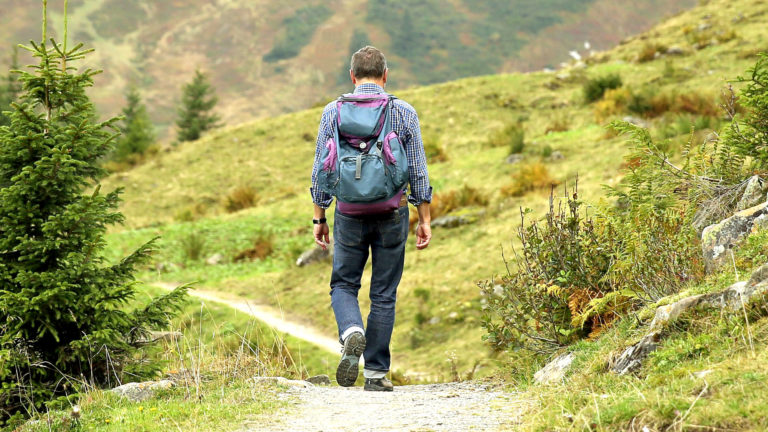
[243,381,527,432]
[152,282,341,354]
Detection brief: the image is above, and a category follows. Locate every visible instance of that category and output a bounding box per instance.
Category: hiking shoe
[364,377,394,392]
[336,332,365,387]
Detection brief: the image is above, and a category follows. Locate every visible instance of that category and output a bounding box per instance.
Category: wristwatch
[312,218,327,224]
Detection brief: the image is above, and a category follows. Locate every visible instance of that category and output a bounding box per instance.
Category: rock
[666,46,686,56]
[428,316,441,325]
[305,375,331,386]
[614,278,768,374]
[432,215,469,229]
[612,333,661,375]
[296,242,332,267]
[253,376,314,388]
[622,116,650,129]
[736,176,767,211]
[534,353,574,384]
[111,380,174,402]
[748,263,768,286]
[505,154,524,164]
[701,202,768,270]
[548,151,564,161]
[205,253,224,266]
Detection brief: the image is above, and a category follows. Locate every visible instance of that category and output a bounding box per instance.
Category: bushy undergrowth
[583,74,623,103]
[488,123,525,154]
[482,53,768,356]
[501,162,559,197]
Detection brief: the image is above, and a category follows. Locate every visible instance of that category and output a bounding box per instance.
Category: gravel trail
[243,381,528,431]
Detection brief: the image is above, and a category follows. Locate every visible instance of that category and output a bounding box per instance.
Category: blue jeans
[330,205,409,373]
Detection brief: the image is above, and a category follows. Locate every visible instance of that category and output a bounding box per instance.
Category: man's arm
[313,204,330,250]
[415,202,431,250]
[311,107,333,250]
[403,106,433,250]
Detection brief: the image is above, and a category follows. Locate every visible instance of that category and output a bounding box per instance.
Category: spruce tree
[112,86,155,164]
[0,46,21,127]
[175,69,220,142]
[0,1,187,423]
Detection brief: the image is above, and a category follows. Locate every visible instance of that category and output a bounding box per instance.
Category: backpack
[316,93,409,215]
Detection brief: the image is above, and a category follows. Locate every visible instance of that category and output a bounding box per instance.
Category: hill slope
[0,0,695,137]
[100,0,768,379]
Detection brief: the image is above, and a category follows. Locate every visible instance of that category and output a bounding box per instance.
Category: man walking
[310,46,432,391]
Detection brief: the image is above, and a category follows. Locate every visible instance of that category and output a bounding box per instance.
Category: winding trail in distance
[152,282,340,354]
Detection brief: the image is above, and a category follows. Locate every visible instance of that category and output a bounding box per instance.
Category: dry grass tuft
[224,186,259,213]
[501,162,560,197]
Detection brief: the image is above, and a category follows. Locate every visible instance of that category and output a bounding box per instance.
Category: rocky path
[152,282,340,354]
[243,381,527,432]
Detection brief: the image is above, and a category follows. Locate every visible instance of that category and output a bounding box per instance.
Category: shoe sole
[336,333,365,387]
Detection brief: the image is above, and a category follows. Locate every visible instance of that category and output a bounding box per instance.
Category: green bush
[489,123,525,154]
[583,74,623,103]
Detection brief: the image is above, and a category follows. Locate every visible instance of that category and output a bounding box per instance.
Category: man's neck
[355,79,385,88]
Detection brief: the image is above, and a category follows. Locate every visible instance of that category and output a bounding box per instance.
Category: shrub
[637,42,667,63]
[583,74,622,103]
[488,124,525,152]
[233,236,275,262]
[501,162,559,197]
[545,115,570,134]
[410,184,488,229]
[594,88,631,122]
[180,232,207,262]
[423,137,449,163]
[224,185,258,213]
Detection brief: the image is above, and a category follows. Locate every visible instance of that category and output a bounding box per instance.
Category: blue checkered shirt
[310,83,433,209]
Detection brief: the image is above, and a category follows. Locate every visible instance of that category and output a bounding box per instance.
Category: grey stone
[534,353,574,384]
[505,154,524,164]
[748,263,768,286]
[205,253,224,266]
[666,46,686,56]
[432,215,469,229]
[701,202,768,270]
[296,241,332,267]
[252,376,313,388]
[612,333,660,375]
[736,176,767,211]
[111,380,174,402]
[428,316,441,325]
[622,116,650,129]
[613,279,768,374]
[548,151,564,161]
[306,375,331,386]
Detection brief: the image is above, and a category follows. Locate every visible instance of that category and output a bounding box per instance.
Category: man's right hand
[314,222,330,250]
[416,222,431,250]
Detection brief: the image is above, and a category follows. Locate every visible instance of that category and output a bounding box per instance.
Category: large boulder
[534,353,574,384]
[111,380,174,402]
[612,266,768,375]
[701,202,768,270]
[736,175,767,211]
[296,241,333,267]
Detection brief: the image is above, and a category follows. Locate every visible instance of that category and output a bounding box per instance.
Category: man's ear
[350,70,356,85]
[382,69,388,85]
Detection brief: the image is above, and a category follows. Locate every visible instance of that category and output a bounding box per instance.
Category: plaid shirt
[310,83,432,209]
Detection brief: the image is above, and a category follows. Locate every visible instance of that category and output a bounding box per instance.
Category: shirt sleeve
[404,113,433,206]
[310,108,334,209]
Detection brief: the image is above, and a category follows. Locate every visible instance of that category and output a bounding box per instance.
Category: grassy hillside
[98,0,768,382]
[0,0,695,138]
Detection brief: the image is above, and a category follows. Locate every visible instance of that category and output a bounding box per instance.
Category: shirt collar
[353,83,385,94]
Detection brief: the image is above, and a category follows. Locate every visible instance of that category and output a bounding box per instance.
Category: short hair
[350,46,387,80]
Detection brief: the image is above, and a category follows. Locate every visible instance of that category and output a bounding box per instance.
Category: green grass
[97,0,768,381]
[13,283,334,431]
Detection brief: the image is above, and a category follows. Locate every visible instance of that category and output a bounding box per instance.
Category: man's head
[350,46,387,87]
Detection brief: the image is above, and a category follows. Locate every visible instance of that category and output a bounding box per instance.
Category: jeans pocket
[334,213,363,247]
[378,210,407,248]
